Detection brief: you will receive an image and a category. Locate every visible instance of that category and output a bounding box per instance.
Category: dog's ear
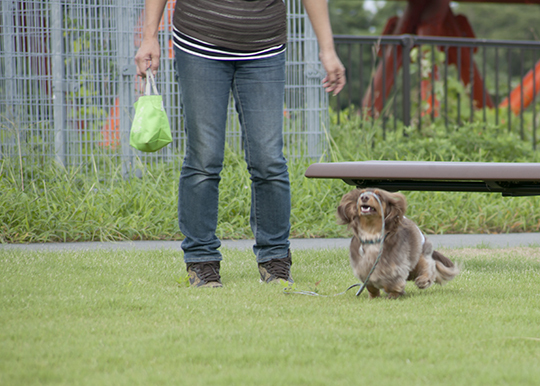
[336,189,362,225]
[381,191,407,230]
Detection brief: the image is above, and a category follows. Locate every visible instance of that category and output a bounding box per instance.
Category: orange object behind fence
[499,60,540,115]
[99,98,121,148]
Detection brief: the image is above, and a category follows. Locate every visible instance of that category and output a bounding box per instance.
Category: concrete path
[1,233,538,252]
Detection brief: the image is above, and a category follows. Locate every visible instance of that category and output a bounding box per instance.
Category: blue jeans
[174,48,291,264]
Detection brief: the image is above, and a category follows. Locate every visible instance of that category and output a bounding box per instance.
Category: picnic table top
[304,161,540,196]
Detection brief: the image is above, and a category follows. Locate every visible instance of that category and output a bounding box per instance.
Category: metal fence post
[1,0,16,125]
[304,16,327,159]
[401,35,413,128]
[51,0,66,167]
[116,0,136,178]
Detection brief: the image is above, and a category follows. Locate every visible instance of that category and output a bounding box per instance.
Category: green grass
[2,152,540,243]
[2,117,540,243]
[1,247,539,385]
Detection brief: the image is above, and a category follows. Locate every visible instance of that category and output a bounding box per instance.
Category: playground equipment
[499,60,540,114]
[363,0,493,117]
[363,0,540,118]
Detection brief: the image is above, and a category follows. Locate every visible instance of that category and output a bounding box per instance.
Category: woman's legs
[175,49,290,266]
[231,53,291,263]
[175,49,233,263]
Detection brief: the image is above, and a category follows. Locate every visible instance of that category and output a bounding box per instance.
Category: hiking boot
[186,261,223,288]
[258,251,294,284]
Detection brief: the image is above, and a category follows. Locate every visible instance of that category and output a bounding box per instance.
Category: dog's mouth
[360,204,378,215]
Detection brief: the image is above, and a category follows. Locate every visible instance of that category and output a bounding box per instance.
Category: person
[135,0,345,287]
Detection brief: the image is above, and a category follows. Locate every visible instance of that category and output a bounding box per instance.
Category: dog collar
[359,237,384,245]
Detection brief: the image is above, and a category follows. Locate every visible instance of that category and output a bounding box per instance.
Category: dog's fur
[337,188,459,299]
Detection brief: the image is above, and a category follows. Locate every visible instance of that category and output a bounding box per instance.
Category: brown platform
[305,161,540,196]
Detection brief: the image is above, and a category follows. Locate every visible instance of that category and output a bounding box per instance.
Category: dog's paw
[415,276,433,289]
[367,285,381,299]
[387,291,405,299]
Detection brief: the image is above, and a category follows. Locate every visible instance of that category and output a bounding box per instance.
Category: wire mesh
[0,0,328,179]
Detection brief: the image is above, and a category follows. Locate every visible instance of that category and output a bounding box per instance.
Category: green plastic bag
[130,71,172,152]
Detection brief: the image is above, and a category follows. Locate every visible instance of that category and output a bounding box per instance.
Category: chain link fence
[0,0,329,179]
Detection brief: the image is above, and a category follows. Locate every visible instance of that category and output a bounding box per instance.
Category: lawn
[1,247,539,385]
[3,115,540,244]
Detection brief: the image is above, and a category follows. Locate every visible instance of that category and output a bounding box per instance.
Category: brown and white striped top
[173,0,287,60]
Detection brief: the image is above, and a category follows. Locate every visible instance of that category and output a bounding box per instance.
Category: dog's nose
[360,193,369,202]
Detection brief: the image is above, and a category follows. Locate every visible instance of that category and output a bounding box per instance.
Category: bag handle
[145,69,160,96]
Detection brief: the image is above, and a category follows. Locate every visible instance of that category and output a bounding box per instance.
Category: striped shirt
[172,0,287,61]
[173,28,286,61]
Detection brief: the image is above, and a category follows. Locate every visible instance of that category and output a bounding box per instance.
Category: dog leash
[284,191,386,298]
[346,232,387,296]
[283,234,387,298]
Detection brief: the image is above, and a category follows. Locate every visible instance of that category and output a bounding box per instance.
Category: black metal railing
[332,35,540,149]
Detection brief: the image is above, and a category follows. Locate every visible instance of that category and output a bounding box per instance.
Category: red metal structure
[362,0,540,117]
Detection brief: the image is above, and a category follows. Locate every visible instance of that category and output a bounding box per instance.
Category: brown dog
[337,188,459,299]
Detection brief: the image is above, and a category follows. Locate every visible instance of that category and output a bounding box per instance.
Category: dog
[337,188,459,299]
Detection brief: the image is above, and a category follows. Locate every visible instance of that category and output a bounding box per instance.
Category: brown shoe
[258,251,294,284]
[186,261,223,288]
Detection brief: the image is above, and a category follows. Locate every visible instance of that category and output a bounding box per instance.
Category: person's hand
[319,50,346,96]
[135,37,161,77]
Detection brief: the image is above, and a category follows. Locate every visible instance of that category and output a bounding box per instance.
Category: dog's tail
[433,250,460,284]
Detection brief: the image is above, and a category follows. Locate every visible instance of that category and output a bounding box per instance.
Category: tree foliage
[328,0,374,35]
[328,1,540,41]
[454,3,540,41]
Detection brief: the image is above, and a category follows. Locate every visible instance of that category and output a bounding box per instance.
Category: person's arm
[301,0,346,95]
[134,0,168,77]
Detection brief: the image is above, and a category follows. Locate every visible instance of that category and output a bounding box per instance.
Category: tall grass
[1,117,539,243]
[1,247,539,385]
